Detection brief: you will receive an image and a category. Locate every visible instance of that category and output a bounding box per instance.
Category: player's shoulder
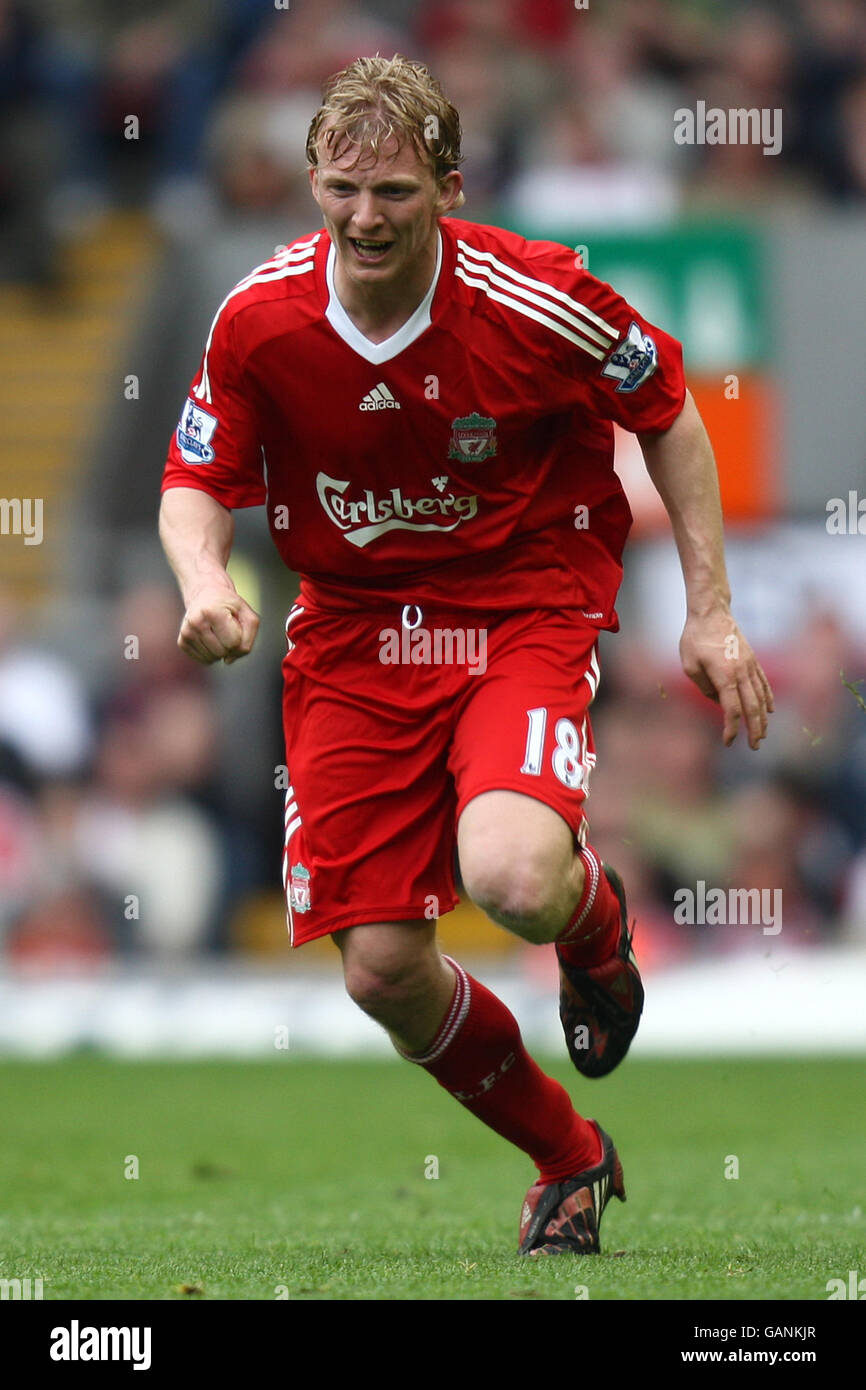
[442,217,624,359]
[444,217,604,295]
[446,216,569,268]
[214,230,324,333]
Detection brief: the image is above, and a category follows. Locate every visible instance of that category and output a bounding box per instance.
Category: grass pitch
[0,1056,861,1300]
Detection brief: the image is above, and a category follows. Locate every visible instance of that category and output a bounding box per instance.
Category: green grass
[0,1057,862,1300]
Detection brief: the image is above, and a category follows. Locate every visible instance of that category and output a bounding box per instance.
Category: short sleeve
[161,305,266,509]
[574,271,686,435]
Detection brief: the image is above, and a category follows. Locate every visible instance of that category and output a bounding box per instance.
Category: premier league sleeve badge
[176,397,219,464]
[600,322,658,393]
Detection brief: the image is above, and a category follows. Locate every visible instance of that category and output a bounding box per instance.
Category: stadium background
[1,0,865,1062]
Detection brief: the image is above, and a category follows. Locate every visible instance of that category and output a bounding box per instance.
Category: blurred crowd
[586,609,866,969]
[0,579,292,966]
[4,0,866,283]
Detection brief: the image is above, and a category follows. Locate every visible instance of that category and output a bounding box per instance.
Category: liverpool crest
[448,412,497,462]
[289,862,311,913]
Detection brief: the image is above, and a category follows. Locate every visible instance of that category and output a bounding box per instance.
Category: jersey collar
[321,227,443,364]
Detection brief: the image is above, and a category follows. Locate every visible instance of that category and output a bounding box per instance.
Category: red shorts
[280,598,602,945]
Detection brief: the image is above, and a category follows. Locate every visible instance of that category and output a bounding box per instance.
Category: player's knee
[462,858,559,942]
[343,958,427,1019]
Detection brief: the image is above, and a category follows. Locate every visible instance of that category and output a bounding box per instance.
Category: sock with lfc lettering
[555,844,621,968]
[399,957,602,1182]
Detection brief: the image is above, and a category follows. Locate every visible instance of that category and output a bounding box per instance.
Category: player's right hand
[177,586,260,665]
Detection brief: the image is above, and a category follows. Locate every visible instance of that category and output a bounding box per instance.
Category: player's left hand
[679,610,774,750]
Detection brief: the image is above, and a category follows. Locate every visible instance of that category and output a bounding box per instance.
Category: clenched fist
[178,585,260,665]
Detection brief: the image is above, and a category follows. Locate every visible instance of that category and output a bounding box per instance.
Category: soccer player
[159,55,774,1256]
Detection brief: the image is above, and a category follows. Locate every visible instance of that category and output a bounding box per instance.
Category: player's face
[310,132,461,289]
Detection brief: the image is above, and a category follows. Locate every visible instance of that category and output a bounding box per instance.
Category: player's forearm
[637,390,732,617]
[158,486,237,607]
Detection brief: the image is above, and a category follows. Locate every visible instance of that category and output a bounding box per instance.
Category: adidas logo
[359,382,401,411]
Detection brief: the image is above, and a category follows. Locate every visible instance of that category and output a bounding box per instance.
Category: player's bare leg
[459,789,644,1079]
[334,920,454,1053]
[458,790,585,943]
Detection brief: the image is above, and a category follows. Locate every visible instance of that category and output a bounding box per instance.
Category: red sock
[400,957,602,1182]
[556,844,621,968]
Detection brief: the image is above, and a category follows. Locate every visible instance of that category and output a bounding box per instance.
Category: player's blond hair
[306,54,465,205]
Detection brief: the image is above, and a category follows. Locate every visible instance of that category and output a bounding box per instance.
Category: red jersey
[162,217,685,626]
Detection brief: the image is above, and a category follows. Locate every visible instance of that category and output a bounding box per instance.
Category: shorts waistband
[298,578,489,623]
